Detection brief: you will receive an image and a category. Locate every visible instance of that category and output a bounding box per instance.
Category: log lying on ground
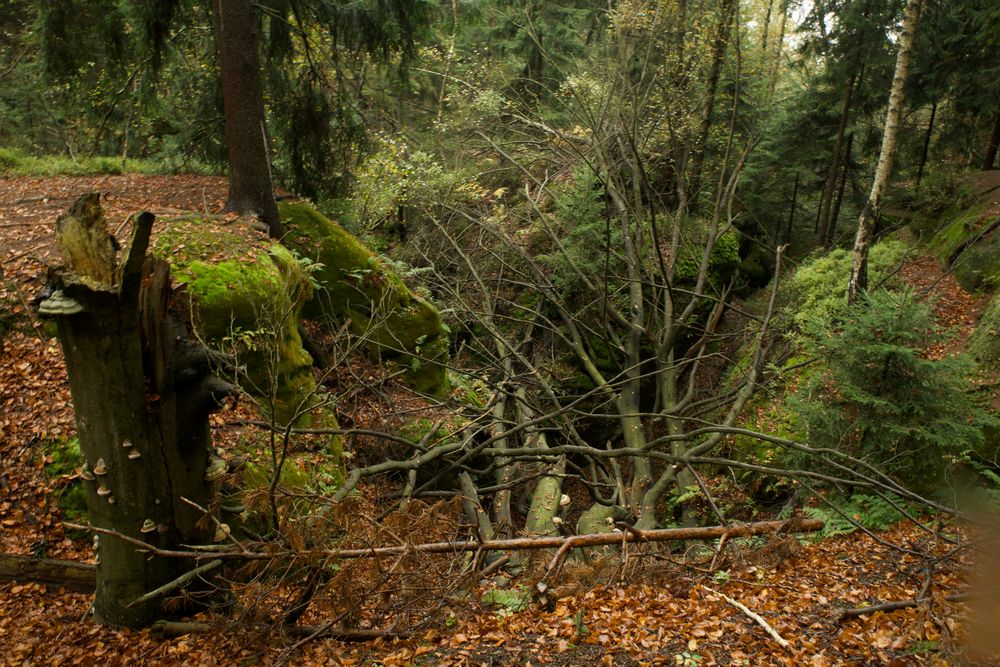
[318,517,824,559]
[834,591,978,621]
[71,518,823,561]
[151,620,401,642]
[0,553,96,593]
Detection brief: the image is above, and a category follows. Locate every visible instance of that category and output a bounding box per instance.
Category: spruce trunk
[214,0,281,237]
[984,110,1000,171]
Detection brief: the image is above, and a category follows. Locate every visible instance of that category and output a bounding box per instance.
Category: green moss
[673,227,742,287]
[242,459,314,490]
[43,438,88,525]
[952,230,1000,292]
[786,239,910,334]
[448,372,492,408]
[151,216,342,462]
[279,200,450,395]
[240,455,343,530]
[928,203,987,261]
[969,291,1000,363]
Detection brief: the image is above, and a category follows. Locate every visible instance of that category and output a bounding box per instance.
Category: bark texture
[984,110,1000,171]
[214,0,281,237]
[40,193,236,628]
[848,0,922,304]
[0,554,96,593]
[818,69,860,248]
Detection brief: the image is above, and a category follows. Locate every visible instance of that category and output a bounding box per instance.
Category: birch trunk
[848,0,922,305]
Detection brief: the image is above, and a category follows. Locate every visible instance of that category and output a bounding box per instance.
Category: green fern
[805,493,910,537]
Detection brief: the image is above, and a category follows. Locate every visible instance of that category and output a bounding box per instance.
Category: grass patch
[0,146,209,177]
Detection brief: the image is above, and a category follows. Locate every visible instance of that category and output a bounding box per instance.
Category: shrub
[791,289,995,492]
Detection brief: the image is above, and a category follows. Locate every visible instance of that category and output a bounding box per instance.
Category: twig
[709,533,729,573]
[278,610,350,661]
[128,559,223,607]
[702,584,791,650]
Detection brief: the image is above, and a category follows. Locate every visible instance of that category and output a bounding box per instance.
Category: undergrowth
[804,493,915,537]
[0,147,205,177]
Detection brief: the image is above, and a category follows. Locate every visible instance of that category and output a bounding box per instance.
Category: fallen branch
[128,559,223,607]
[66,518,823,561]
[703,585,791,650]
[0,553,96,593]
[834,591,978,621]
[150,620,403,642]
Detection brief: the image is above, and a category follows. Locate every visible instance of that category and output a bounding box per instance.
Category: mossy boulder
[673,226,742,287]
[928,204,1000,292]
[240,456,342,534]
[970,291,1000,364]
[278,201,449,395]
[151,216,343,475]
[951,229,1000,293]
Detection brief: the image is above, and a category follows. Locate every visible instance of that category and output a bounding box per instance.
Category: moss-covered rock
[151,216,343,477]
[927,204,1000,292]
[951,229,1000,293]
[673,226,742,287]
[279,200,450,395]
[240,455,342,533]
[969,291,1000,363]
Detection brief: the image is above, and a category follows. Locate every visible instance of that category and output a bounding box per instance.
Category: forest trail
[0,176,994,665]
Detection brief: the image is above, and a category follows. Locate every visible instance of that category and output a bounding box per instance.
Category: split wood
[701,584,792,650]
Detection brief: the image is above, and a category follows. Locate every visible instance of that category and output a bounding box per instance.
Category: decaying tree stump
[37,193,236,628]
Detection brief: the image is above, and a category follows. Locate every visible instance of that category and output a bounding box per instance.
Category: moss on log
[150,217,343,471]
[279,201,450,395]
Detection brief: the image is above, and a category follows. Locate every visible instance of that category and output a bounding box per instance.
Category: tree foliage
[792,289,994,491]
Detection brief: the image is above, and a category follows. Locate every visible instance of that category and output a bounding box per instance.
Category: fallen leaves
[0,175,995,665]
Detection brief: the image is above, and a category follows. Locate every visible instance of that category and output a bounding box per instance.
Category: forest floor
[1,175,999,666]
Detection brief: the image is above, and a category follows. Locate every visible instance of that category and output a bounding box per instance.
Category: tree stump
[38,193,237,628]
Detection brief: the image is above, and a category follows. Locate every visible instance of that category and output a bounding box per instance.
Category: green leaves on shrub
[804,493,911,537]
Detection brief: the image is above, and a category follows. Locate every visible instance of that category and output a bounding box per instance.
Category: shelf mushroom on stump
[37,193,237,628]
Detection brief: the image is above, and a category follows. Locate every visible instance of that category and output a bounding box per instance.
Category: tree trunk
[38,194,236,628]
[783,171,799,246]
[829,132,853,243]
[916,101,936,187]
[761,0,774,54]
[848,0,922,304]
[818,68,861,248]
[687,0,736,205]
[983,110,1000,171]
[214,0,281,238]
[766,0,789,99]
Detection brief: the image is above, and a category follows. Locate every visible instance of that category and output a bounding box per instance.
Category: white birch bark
[848,0,922,304]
